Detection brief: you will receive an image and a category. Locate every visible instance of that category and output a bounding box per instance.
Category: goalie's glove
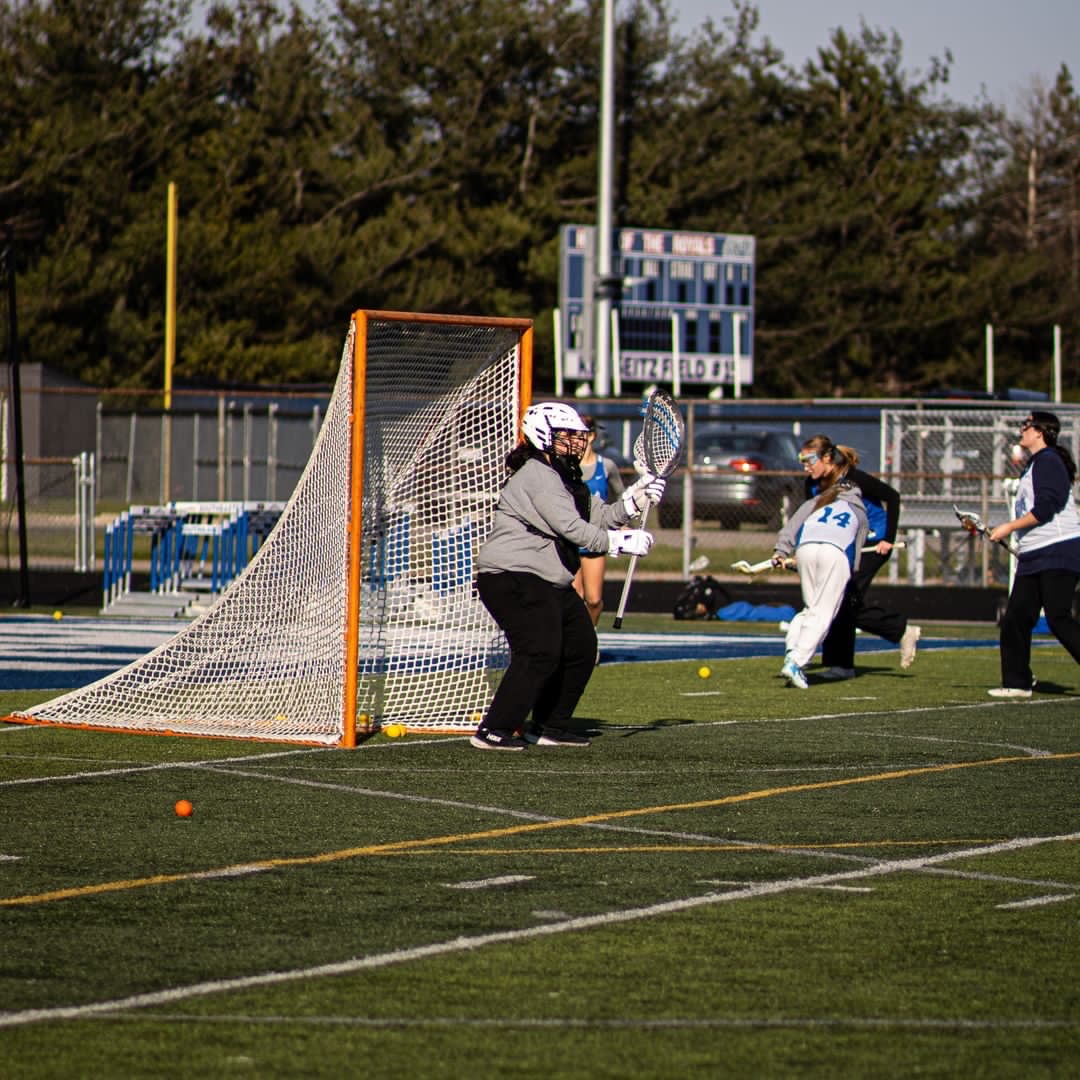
[621,473,666,517]
[607,529,654,557]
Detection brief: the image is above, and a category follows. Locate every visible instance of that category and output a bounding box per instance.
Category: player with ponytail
[986,411,1080,697]
[799,434,921,678]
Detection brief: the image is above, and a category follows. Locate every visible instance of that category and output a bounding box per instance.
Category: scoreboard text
[558,225,755,388]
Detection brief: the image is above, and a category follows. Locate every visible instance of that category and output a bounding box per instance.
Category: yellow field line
[3,752,1078,908]
[369,839,1017,856]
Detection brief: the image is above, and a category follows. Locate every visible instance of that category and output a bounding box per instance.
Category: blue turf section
[0,615,1003,693]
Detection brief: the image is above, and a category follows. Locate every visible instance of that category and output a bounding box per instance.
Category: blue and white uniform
[1011,451,1080,571]
[997,445,1080,690]
[774,488,869,669]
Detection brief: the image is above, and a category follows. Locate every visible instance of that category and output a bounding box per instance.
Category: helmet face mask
[521,402,589,453]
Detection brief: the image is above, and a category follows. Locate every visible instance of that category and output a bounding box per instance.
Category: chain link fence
[2,386,328,577]
[4,385,1079,592]
[882,406,1080,587]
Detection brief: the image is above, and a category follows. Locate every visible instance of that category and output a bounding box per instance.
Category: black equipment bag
[672,575,729,620]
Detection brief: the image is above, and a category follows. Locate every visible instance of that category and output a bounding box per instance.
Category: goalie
[471,402,663,750]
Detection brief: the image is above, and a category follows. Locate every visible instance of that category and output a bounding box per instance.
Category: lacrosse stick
[730,556,795,576]
[953,505,1018,557]
[730,541,908,577]
[612,389,685,629]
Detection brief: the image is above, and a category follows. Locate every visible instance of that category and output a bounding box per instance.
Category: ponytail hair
[1029,411,1076,483]
[505,440,535,473]
[802,435,860,507]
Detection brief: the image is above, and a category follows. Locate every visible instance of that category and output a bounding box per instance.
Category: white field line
[80,1013,1080,1031]
[682,699,1074,724]
[1,831,1077,1030]
[444,875,535,890]
[144,762,1080,891]
[847,730,1056,758]
[201,764,555,823]
[4,695,1070,793]
[996,893,1076,910]
[0,746,334,788]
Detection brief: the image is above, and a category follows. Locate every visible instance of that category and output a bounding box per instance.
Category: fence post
[241,403,252,502]
[217,395,226,502]
[267,402,279,501]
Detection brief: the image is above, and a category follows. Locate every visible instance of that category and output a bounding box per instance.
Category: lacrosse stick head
[637,390,685,479]
[953,505,986,535]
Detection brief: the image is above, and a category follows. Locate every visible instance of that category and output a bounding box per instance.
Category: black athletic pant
[821,550,907,669]
[475,571,597,735]
[999,569,1080,690]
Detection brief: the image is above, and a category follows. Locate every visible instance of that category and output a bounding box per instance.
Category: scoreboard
[558,224,755,389]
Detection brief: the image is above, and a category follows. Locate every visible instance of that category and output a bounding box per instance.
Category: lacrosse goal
[5,311,532,746]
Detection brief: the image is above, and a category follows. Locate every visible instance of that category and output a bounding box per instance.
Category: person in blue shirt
[800,435,921,678]
[987,411,1080,697]
[573,417,626,626]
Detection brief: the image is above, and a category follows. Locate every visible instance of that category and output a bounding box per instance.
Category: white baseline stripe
[0,746,332,788]
[79,1013,1080,1031]
[996,893,1076,910]
[445,875,535,890]
[1,831,1076,1030]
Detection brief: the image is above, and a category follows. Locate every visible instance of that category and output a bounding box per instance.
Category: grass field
[1,618,1078,1078]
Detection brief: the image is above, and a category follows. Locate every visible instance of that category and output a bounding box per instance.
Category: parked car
[658,426,803,528]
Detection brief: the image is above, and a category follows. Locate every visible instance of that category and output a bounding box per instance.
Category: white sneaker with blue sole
[781,657,809,690]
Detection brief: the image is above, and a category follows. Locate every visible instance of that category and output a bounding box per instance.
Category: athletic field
[1,614,1077,1077]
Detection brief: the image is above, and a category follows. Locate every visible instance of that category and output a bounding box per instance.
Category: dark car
[658,426,803,528]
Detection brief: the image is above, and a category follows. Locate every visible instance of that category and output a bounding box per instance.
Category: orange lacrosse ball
[174,799,194,818]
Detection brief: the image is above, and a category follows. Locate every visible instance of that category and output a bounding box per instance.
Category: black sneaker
[533,726,591,747]
[470,727,529,751]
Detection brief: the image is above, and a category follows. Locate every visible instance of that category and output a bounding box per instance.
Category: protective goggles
[797,451,820,466]
[552,429,589,448]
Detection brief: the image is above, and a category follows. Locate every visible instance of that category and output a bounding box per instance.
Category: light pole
[592,0,616,396]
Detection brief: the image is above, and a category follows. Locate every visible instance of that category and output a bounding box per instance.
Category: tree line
[1,0,1077,398]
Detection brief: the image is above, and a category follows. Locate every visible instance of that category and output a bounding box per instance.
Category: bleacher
[102,502,284,617]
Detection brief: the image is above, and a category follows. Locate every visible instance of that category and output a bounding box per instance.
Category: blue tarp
[716,601,798,623]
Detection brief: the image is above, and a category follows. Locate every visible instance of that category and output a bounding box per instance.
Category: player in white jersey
[772,454,869,689]
[986,411,1080,697]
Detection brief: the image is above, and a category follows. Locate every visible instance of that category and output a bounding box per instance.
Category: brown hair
[1029,411,1077,482]
[802,435,860,508]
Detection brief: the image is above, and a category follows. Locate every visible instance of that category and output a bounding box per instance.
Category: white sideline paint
[996,893,1076,910]
[87,1013,1079,1031]
[0,746,331,788]
[2,831,1077,1030]
[444,875,535,890]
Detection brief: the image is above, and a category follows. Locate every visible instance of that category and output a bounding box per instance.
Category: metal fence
[3,388,1079,593]
[2,395,325,577]
[882,407,1080,587]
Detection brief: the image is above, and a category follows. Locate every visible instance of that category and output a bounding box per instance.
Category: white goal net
[8,311,530,745]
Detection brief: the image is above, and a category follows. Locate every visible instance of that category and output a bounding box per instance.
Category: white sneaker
[900,624,921,669]
[821,667,855,680]
[987,687,1032,698]
[781,658,809,690]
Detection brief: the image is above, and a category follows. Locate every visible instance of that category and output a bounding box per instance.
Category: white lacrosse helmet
[521,402,589,451]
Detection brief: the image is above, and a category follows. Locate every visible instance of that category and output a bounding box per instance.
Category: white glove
[607,529,654,557]
[621,473,666,516]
